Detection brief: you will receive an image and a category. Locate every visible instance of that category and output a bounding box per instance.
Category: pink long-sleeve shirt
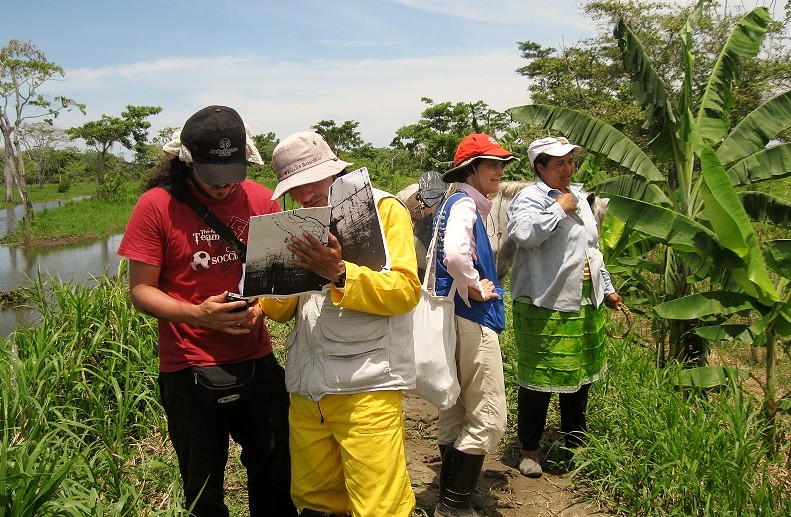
[442,183,492,306]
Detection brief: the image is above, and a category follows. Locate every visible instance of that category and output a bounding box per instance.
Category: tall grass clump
[578,338,790,516]
[1,267,187,515]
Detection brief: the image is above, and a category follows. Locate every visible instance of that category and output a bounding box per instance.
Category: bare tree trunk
[3,150,13,203]
[3,126,15,203]
[10,126,32,226]
[97,148,107,186]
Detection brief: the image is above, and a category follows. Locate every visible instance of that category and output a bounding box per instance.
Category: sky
[5,0,603,148]
[6,0,780,149]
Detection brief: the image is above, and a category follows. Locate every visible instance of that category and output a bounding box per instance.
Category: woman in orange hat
[431,133,514,517]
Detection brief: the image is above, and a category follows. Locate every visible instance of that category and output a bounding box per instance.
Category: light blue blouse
[506,178,615,312]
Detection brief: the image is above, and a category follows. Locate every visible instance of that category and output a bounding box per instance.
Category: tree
[391,98,514,172]
[20,121,66,187]
[516,0,791,149]
[0,39,84,223]
[66,105,161,186]
[136,125,179,173]
[252,131,279,166]
[311,120,366,153]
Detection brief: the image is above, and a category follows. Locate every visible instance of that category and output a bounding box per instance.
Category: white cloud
[44,48,532,148]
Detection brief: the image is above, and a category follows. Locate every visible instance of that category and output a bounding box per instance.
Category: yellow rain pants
[289,390,415,517]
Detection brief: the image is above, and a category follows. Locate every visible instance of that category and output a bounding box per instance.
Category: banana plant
[653,146,790,429]
[509,1,791,366]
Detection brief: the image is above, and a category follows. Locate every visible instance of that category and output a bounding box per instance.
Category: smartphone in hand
[226,292,250,312]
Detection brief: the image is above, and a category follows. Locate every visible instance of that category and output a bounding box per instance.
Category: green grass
[1,197,134,247]
[1,182,105,206]
[1,267,186,515]
[2,268,788,515]
[577,339,790,516]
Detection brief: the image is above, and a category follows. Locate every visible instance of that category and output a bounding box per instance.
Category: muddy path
[402,393,615,517]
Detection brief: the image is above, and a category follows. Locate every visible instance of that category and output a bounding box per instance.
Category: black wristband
[334,272,346,288]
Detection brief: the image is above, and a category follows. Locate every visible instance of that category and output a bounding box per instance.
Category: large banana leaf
[595,175,672,206]
[746,299,791,339]
[700,147,779,303]
[654,291,758,319]
[508,104,664,183]
[676,1,703,160]
[696,7,771,146]
[693,324,756,343]
[614,17,678,161]
[606,194,734,261]
[717,89,791,165]
[725,142,791,186]
[738,192,791,228]
[673,365,750,390]
[767,239,791,278]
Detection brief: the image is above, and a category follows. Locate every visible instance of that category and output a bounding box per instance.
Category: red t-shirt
[117,180,281,372]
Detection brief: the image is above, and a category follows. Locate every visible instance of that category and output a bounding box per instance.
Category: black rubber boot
[434,448,485,517]
[439,443,449,460]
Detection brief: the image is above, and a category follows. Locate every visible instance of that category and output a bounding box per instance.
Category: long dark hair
[145,156,191,191]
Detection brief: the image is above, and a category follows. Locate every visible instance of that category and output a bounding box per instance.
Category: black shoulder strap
[161,182,247,262]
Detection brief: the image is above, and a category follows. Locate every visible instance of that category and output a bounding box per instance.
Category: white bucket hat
[271,131,353,199]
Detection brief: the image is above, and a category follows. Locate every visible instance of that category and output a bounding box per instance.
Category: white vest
[284,190,416,401]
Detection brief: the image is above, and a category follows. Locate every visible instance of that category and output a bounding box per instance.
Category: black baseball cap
[180,105,247,185]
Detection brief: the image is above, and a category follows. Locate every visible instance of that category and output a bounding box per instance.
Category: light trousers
[289,390,415,517]
[437,316,507,455]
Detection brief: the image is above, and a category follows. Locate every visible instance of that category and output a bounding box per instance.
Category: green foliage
[1,272,188,515]
[391,98,514,172]
[312,120,367,153]
[66,105,162,185]
[94,171,129,203]
[56,176,71,193]
[517,0,791,148]
[251,131,278,167]
[577,340,791,516]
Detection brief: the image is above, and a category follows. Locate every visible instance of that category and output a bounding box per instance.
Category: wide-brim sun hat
[442,133,516,183]
[271,131,353,200]
[527,136,581,167]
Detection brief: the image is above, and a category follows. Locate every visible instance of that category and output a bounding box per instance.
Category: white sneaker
[518,455,542,478]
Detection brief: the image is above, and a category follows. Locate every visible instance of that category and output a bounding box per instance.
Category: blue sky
[7,0,770,148]
[6,0,603,147]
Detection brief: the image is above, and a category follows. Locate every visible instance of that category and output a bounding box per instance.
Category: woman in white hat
[505,136,623,478]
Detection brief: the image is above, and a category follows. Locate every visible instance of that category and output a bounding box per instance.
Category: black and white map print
[243,206,331,297]
[241,167,388,297]
[330,167,388,272]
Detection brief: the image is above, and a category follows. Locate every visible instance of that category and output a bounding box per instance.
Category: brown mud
[403,393,615,517]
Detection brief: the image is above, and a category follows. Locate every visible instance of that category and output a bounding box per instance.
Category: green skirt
[513,283,607,393]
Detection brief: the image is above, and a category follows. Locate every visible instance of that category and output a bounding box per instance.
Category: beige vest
[284,190,416,401]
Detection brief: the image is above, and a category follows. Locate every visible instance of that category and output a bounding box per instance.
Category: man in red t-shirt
[117,105,296,516]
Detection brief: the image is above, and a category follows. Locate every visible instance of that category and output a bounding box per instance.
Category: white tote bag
[410,209,460,410]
